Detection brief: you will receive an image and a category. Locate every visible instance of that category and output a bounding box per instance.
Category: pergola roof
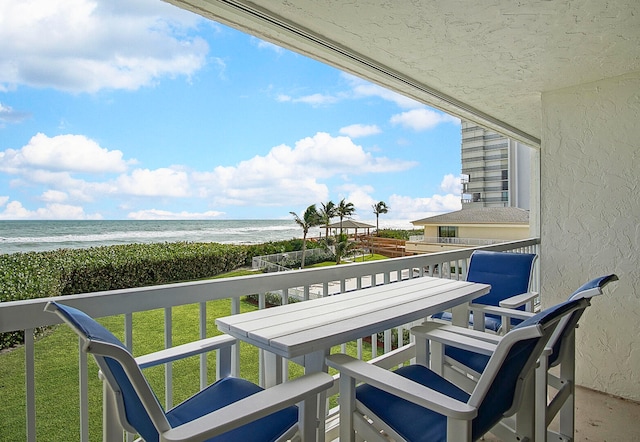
[327,220,375,230]
[167,0,640,147]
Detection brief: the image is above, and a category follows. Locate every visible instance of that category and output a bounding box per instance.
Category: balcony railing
[408,236,508,246]
[0,238,539,441]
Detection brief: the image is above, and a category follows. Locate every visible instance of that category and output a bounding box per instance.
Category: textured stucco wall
[541,72,640,401]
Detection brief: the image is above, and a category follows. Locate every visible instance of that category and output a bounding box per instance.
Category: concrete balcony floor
[484,386,640,441]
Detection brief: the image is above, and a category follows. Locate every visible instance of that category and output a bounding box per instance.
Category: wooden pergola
[326,220,375,237]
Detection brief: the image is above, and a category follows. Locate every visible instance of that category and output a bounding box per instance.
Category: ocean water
[0,220,322,254]
[0,218,415,255]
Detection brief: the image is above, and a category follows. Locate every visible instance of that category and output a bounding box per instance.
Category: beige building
[406,207,530,254]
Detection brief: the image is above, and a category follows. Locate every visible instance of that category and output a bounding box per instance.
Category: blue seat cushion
[166,377,298,442]
[356,365,470,442]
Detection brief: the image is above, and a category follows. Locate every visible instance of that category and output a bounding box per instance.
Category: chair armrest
[325,353,476,420]
[498,291,538,309]
[412,323,502,345]
[136,335,237,369]
[468,304,535,321]
[411,326,497,356]
[160,372,334,442]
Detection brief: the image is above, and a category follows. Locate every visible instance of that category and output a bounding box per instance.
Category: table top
[216,276,490,359]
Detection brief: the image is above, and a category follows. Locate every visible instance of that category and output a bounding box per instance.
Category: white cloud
[193,132,415,207]
[41,190,68,203]
[343,74,423,109]
[0,102,30,125]
[292,93,339,106]
[0,196,9,207]
[341,185,377,215]
[2,133,133,173]
[390,108,460,131]
[116,168,190,197]
[0,199,102,220]
[339,124,382,138]
[0,0,208,92]
[127,208,224,220]
[388,193,462,221]
[251,37,285,55]
[440,174,462,194]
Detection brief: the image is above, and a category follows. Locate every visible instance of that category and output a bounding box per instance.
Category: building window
[472,193,481,202]
[502,169,508,180]
[438,226,458,238]
[502,180,508,190]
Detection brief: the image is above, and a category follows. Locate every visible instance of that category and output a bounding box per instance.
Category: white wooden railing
[0,238,539,441]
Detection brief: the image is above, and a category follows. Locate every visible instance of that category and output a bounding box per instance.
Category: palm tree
[319,200,336,239]
[290,204,321,268]
[334,236,358,265]
[372,201,389,235]
[336,198,355,235]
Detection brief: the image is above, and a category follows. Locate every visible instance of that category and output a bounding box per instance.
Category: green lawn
[0,296,373,441]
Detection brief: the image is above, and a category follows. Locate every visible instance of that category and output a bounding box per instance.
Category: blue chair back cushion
[467,251,535,310]
[53,303,160,441]
[473,298,584,436]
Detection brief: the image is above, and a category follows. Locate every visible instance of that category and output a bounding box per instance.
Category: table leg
[304,350,329,441]
[263,351,283,388]
[451,302,469,327]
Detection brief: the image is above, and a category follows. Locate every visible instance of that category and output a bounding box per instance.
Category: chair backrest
[546,274,618,367]
[468,297,588,439]
[45,302,169,441]
[466,250,536,310]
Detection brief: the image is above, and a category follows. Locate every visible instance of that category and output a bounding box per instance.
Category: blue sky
[0,0,463,225]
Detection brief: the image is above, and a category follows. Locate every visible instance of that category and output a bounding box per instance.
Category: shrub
[377,229,423,240]
[1,242,251,349]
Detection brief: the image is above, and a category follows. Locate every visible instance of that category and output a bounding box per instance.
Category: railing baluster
[79,340,89,442]
[164,307,172,410]
[25,328,36,442]
[199,302,207,390]
[124,313,133,350]
[231,297,240,377]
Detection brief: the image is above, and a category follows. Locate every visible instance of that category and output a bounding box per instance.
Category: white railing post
[199,302,207,390]
[79,342,89,442]
[164,307,173,410]
[25,328,36,442]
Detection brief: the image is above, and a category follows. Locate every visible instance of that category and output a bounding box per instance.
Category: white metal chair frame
[414,274,617,442]
[326,300,583,442]
[45,302,333,442]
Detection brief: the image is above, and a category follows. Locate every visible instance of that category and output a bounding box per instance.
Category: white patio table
[216,276,490,441]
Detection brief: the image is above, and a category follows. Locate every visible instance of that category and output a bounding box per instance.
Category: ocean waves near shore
[0,220,315,254]
[0,219,415,254]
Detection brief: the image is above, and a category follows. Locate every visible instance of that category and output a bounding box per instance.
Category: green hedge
[377,228,423,240]
[0,238,311,349]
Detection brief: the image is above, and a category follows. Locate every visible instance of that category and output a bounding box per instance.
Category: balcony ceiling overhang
[166,0,640,147]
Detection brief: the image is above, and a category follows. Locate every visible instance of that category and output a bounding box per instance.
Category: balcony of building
[2,238,639,441]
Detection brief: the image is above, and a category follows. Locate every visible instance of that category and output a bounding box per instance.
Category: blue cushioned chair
[415,274,617,441]
[431,250,538,333]
[326,296,587,442]
[45,301,333,442]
